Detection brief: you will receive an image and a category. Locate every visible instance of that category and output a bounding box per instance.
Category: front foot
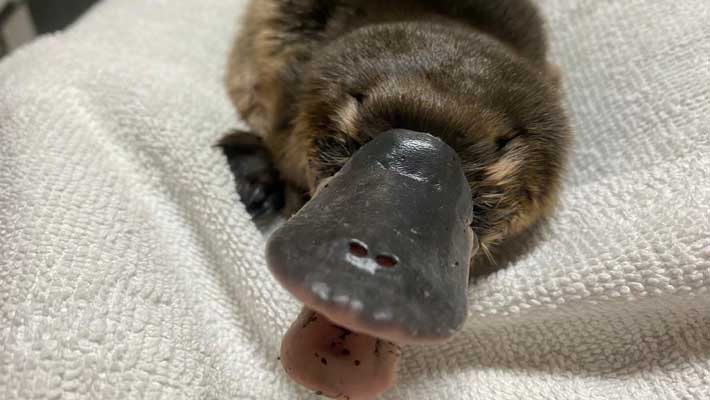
[218,130,285,218]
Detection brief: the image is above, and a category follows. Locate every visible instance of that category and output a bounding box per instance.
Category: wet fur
[225,0,570,260]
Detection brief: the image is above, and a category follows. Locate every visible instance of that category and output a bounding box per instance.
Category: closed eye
[349,91,366,104]
[495,127,526,152]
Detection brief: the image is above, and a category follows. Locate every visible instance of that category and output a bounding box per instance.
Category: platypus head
[265,23,568,399]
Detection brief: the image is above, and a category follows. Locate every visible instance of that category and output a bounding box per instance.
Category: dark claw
[217,130,285,218]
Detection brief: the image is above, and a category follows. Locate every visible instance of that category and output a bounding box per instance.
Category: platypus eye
[495,127,526,152]
[349,91,366,104]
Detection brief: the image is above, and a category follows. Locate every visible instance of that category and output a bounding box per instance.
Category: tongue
[281,308,401,400]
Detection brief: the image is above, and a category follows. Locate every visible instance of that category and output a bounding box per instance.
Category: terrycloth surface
[1,0,709,399]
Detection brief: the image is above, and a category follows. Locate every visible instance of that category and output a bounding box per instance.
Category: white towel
[1,0,708,399]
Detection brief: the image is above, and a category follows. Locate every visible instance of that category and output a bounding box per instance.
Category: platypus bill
[221,0,570,398]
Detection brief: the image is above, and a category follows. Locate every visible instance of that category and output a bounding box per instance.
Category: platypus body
[221,1,570,398]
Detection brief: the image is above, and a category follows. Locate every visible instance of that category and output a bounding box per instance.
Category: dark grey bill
[266,129,475,343]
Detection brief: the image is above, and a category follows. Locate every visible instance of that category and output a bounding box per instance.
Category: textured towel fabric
[1,0,709,399]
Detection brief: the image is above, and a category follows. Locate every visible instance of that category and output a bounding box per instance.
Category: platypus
[220,1,570,398]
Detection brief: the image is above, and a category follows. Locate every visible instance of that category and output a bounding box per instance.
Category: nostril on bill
[375,255,398,268]
[348,241,397,268]
[348,240,368,257]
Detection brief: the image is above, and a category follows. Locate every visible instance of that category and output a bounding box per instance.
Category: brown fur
[225,0,570,262]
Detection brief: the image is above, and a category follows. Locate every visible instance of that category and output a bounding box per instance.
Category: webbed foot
[218,130,285,219]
